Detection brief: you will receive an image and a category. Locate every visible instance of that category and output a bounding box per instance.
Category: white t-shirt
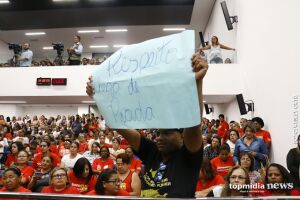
[0,138,9,153]
[61,154,83,169]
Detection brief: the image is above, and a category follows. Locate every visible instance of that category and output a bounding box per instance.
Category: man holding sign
[86,31,208,198]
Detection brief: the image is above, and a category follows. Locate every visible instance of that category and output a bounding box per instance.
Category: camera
[8,43,22,55]
[52,42,64,55]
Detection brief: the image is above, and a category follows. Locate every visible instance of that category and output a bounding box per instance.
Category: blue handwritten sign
[92,30,200,128]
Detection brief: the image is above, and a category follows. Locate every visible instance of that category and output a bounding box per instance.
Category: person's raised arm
[199,45,211,52]
[220,44,235,51]
[183,53,208,153]
[86,77,141,152]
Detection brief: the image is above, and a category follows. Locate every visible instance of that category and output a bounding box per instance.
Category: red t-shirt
[41,186,81,194]
[0,186,31,192]
[86,189,129,196]
[32,152,61,170]
[255,130,271,144]
[19,165,35,182]
[0,186,31,200]
[5,132,13,140]
[35,145,59,156]
[195,174,225,191]
[68,171,97,194]
[129,157,142,173]
[79,142,88,153]
[217,121,229,138]
[92,158,114,172]
[210,156,234,178]
[5,154,17,167]
[120,171,134,193]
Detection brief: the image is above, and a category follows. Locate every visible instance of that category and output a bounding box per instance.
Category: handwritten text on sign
[92,30,200,128]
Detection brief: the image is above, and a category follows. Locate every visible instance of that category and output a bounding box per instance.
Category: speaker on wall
[220,1,238,31]
[236,94,254,115]
[204,104,213,115]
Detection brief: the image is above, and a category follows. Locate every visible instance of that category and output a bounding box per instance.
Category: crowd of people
[0,35,108,67]
[0,112,299,197]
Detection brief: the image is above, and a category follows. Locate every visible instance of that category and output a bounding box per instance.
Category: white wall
[22,105,78,118]
[205,0,300,166]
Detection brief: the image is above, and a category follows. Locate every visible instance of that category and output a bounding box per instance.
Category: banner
[92,30,200,128]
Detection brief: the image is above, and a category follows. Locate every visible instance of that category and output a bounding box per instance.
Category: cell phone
[34,171,43,179]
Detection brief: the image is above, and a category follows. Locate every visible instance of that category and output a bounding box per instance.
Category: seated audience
[5,142,24,167]
[109,138,125,160]
[32,141,60,170]
[16,150,34,187]
[0,167,31,193]
[28,155,53,192]
[60,141,83,170]
[68,157,97,194]
[234,122,268,171]
[195,158,225,197]
[92,146,114,174]
[252,117,272,150]
[239,152,261,184]
[86,168,129,196]
[125,146,142,174]
[116,153,141,196]
[261,163,299,196]
[82,142,101,164]
[207,166,250,197]
[226,129,239,155]
[41,167,80,194]
[204,135,220,160]
[210,144,234,178]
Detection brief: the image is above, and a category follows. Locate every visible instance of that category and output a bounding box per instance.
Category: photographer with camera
[67,35,83,65]
[17,43,33,67]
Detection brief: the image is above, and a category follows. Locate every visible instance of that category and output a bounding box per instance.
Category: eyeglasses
[40,145,48,147]
[230,175,246,180]
[106,179,121,185]
[52,173,67,179]
[154,162,167,182]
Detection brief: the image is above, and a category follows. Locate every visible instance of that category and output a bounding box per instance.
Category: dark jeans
[69,60,80,65]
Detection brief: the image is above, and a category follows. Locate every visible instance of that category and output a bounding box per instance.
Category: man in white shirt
[18,43,33,67]
[68,35,83,65]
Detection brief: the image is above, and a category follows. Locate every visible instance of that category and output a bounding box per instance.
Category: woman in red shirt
[41,167,80,194]
[92,146,114,174]
[210,144,234,178]
[125,146,142,174]
[16,150,34,187]
[5,141,24,167]
[86,168,129,196]
[0,167,31,193]
[68,157,97,194]
[195,158,224,197]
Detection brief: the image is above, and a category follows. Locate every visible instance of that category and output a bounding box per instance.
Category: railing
[0,192,299,200]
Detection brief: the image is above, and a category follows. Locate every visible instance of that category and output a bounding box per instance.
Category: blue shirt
[233,136,268,170]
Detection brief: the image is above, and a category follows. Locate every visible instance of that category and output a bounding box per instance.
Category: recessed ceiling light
[43,47,53,50]
[25,32,46,36]
[113,44,127,48]
[0,0,9,4]
[0,101,27,104]
[105,29,128,32]
[90,45,109,48]
[78,30,99,33]
[163,28,186,31]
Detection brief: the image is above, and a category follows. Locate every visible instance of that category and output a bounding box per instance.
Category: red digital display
[52,78,67,85]
[36,78,51,86]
